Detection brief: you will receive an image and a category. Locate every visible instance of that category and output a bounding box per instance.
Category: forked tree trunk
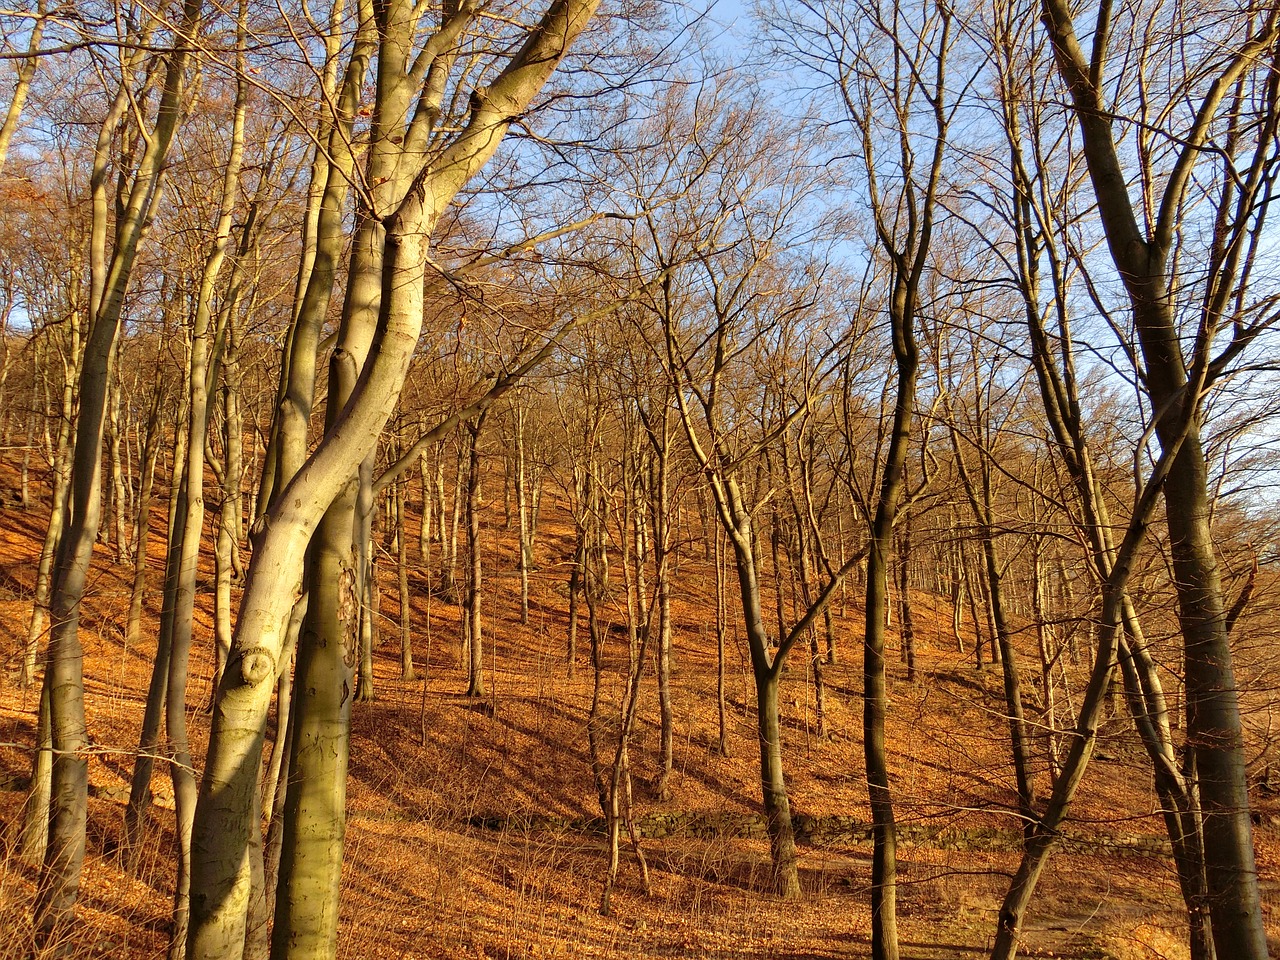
[261,594,306,842]
[600,578,653,916]
[273,186,389,959]
[1029,535,1063,779]
[719,481,802,899]
[190,0,608,952]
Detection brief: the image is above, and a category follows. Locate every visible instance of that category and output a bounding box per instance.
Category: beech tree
[766,0,957,948]
[188,2,604,956]
[27,0,206,940]
[613,79,861,896]
[980,2,1280,957]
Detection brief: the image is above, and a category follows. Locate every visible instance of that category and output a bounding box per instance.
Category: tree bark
[396,473,414,680]
[35,2,203,937]
[1035,5,1275,952]
[464,411,488,698]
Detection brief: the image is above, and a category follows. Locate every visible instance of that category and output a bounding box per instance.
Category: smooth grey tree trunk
[34,2,201,938]
[189,1,604,952]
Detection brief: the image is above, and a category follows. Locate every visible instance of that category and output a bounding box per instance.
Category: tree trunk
[895,523,915,684]
[649,420,674,800]
[19,681,52,867]
[106,345,132,564]
[755,668,800,898]
[567,534,583,679]
[354,457,376,702]
[397,474,415,680]
[715,523,729,757]
[446,440,463,606]
[864,534,899,959]
[271,480,356,960]
[464,412,487,698]
[125,382,164,648]
[514,405,531,624]
[1162,439,1262,958]
[418,447,432,560]
[585,567,609,819]
[723,486,800,899]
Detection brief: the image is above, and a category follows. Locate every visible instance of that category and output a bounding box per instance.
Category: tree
[32,0,205,940]
[766,0,956,948]
[188,1,604,955]
[462,409,490,698]
[616,79,858,896]
[1027,3,1280,955]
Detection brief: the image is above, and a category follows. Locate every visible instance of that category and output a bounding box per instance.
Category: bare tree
[766,0,957,948]
[31,0,205,939]
[617,80,857,896]
[1019,2,1280,955]
[189,1,604,955]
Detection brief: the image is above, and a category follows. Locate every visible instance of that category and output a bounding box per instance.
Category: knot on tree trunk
[239,647,276,686]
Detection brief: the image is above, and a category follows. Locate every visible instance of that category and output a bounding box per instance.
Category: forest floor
[0,486,1277,960]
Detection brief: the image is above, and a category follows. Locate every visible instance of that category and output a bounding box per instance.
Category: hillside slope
[1,491,1276,960]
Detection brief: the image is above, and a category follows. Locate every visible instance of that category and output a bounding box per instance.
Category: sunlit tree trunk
[125,378,165,649]
[189,1,602,952]
[396,469,414,680]
[34,2,202,938]
[463,411,488,698]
